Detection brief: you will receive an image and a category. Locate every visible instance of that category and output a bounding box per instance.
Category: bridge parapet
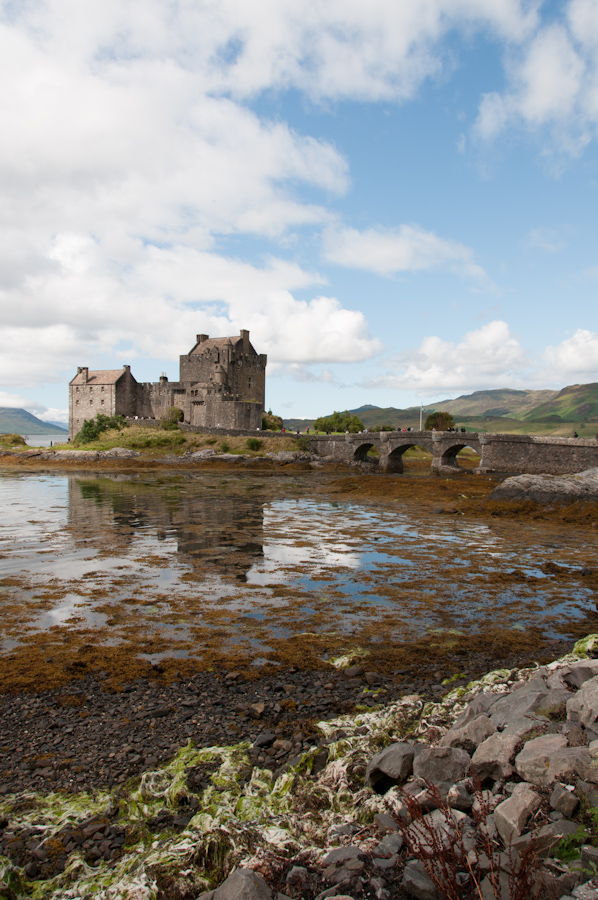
[307,430,598,476]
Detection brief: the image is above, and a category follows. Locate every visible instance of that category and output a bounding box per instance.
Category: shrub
[294,435,311,452]
[0,433,26,446]
[220,442,230,453]
[262,410,283,431]
[75,414,127,444]
[205,438,217,446]
[160,407,184,430]
[246,437,262,451]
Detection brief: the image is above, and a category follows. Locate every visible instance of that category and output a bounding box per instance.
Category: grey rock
[406,808,469,855]
[471,732,520,782]
[189,449,217,459]
[453,693,497,728]
[366,743,416,792]
[550,783,580,818]
[321,847,363,867]
[489,469,598,504]
[501,715,546,739]
[101,447,140,458]
[446,780,473,811]
[493,787,541,843]
[581,845,598,883]
[372,833,403,858]
[568,676,598,727]
[209,869,272,900]
[489,683,549,728]
[572,885,598,900]
[373,813,399,833]
[439,715,496,753]
[479,871,510,900]
[514,733,568,785]
[401,860,440,900]
[412,747,470,785]
[512,819,581,858]
[564,663,598,690]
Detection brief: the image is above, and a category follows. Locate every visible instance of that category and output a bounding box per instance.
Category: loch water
[0,469,597,671]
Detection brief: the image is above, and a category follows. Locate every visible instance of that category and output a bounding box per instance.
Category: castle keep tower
[69,330,267,439]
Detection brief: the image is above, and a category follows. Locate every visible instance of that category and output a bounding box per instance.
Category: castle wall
[69,331,267,437]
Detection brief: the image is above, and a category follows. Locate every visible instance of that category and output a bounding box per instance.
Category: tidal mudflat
[1,466,597,694]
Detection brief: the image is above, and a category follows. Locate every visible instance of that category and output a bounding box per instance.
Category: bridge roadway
[308,431,598,476]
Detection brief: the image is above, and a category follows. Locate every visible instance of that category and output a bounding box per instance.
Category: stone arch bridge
[308,431,598,476]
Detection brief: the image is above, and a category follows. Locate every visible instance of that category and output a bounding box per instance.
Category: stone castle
[69,330,266,439]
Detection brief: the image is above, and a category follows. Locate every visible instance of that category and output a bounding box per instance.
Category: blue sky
[0,0,597,423]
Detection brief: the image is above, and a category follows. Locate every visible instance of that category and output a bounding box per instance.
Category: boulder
[453,693,497,729]
[101,447,140,458]
[550,783,579,818]
[412,747,470,786]
[201,869,272,900]
[366,743,416,793]
[402,859,439,900]
[489,469,598,505]
[439,715,496,753]
[501,715,546,740]
[512,819,581,859]
[514,734,567,785]
[471,733,520,782]
[493,787,541,843]
[567,676,598,727]
[489,682,549,728]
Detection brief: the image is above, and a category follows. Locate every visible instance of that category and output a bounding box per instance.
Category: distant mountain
[282,382,598,438]
[0,408,68,434]
[430,388,557,418]
[523,383,598,422]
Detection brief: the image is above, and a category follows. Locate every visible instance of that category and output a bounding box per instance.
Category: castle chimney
[196,334,208,344]
[240,329,249,350]
[123,365,130,372]
[78,366,88,384]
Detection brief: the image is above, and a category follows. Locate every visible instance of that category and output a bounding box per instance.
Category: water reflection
[0,470,597,666]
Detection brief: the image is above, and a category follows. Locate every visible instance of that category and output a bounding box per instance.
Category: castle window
[248,377,252,388]
[101,399,104,405]
[101,386,104,392]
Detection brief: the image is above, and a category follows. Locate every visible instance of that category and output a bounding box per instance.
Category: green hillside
[523,383,598,422]
[282,382,598,437]
[0,407,68,435]
[431,388,557,418]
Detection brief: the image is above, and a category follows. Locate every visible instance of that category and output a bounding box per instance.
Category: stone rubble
[5,639,598,897]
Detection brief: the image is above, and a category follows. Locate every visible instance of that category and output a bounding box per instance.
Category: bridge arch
[431,441,480,474]
[352,441,376,463]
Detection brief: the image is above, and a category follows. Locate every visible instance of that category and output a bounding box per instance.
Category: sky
[1,0,597,424]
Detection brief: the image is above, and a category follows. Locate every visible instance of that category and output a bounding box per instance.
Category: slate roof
[70,369,127,386]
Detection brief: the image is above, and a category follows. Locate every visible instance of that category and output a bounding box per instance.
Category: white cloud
[524,227,567,252]
[323,224,488,280]
[0,391,40,410]
[475,3,598,154]
[545,329,598,378]
[368,320,528,394]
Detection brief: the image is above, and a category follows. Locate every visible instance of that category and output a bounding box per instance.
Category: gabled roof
[70,369,128,386]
